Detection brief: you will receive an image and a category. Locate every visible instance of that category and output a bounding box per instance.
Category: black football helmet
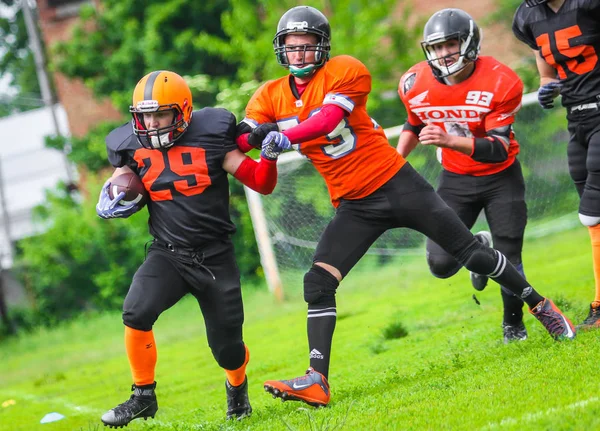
[421,8,481,78]
[273,6,331,78]
[524,0,549,6]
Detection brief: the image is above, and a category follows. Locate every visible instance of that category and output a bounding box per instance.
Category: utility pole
[21,0,75,186]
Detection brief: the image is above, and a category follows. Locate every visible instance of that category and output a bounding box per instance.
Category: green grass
[1,226,599,431]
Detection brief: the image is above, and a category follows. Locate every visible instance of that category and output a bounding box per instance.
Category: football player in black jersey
[96,70,282,428]
[513,0,600,329]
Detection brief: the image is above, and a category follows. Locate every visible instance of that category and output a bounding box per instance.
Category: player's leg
[394,163,574,340]
[192,240,251,420]
[425,170,482,279]
[483,160,528,342]
[572,113,600,329]
[264,194,389,407]
[101,247,189,428]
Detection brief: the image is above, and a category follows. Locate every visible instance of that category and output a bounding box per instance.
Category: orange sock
[588,225,600,303]
[124,326,157,386]
[225,344,250,387]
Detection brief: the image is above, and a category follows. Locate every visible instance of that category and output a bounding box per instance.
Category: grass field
[1,226,599,431]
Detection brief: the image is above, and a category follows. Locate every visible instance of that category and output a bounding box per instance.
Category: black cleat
[470,231,492,291]
[577,301,600,331]
[226,376,252,420]
[101,382,158,428]
[502,321,528,344]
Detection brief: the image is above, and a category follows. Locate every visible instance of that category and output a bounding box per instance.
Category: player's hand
[537,81,562,109]
[96,180,141,219]
[248,123,279,148]
[418,125,452,148]
[263,131,292,151]
[261,134,285,160]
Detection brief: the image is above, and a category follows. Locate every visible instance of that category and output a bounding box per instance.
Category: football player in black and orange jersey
[235,5,575,408]
[96,70,281,427]
[397,9,529,344]
[513,0,600,329]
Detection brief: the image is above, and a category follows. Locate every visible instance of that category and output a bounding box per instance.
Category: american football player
[397,8,529,343]
[237,5,575,408]
[513,0,600,329]
[96,70,281,427]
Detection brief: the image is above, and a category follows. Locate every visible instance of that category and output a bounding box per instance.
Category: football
[108,172,148,207]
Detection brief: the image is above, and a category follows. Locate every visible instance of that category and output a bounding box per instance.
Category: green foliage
[13,177,150,327]
[0,2,43,116]
[52,0,234,114]
[200,0,424,127]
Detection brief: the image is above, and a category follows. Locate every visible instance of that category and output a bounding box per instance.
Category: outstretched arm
[223,149,278,195]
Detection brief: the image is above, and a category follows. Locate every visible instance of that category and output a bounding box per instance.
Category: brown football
[108,172,148,207]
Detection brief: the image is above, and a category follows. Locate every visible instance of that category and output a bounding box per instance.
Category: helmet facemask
[274,31,330,78]
[421,20,481,78]
[130,100,189,150]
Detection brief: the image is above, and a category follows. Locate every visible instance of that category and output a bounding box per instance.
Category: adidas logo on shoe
[309,349,324,359]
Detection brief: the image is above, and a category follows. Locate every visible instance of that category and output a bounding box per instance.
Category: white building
[0,104,72,268]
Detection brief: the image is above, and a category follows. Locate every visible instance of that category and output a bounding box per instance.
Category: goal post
[245,91,577,299]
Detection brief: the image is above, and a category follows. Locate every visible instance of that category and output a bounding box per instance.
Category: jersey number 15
[536,25,598,78]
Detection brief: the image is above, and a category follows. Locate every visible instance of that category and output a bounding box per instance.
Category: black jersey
[106,107,238,248]
[512,0,600,107]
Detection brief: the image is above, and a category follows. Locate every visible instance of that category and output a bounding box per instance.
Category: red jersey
[398,56,524,176]
[244,55,405,207]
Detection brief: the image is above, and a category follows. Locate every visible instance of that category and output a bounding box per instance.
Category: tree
[0,0,43,117]
[52,0,233,114]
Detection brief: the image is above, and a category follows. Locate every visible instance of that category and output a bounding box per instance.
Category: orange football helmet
[130,70,193,149]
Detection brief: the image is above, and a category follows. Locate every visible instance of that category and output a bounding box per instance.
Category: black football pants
[122,239,246,370]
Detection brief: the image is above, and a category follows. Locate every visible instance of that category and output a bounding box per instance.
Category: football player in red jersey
[397,9,529,344]
[96,70,282,427]
[513,0,600,329]
[237,5,575,408]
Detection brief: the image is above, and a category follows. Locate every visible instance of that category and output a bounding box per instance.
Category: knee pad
[579,213,600,227]
[303,265,339,307]
[214,341,246,370]
[426,251,461,279]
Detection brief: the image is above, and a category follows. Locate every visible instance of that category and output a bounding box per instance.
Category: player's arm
[534,49,559,86]
[397,123,423,157]
[418,124,474,155]
[282,104,346,144]
[223,149,278,195]
[471,126,511,163]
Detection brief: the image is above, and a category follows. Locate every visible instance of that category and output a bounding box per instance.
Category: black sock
[501,263,525,324]
[307,306,336,380]
[492,255,543,308]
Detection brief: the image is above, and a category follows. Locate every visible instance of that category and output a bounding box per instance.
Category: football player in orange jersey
[236,5,575,408]
[397,9,529,344]
[513,0,600,329]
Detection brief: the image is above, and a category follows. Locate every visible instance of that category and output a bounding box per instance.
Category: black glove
[537,81,562,109]
[248,123,279,148]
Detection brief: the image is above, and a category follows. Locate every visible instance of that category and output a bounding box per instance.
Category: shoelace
[539,309,566,334]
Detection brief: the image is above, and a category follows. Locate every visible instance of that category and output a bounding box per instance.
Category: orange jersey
[398,56,524,176]
[244,55,405,207]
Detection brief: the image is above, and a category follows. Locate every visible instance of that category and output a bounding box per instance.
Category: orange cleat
[264,367,330,407]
